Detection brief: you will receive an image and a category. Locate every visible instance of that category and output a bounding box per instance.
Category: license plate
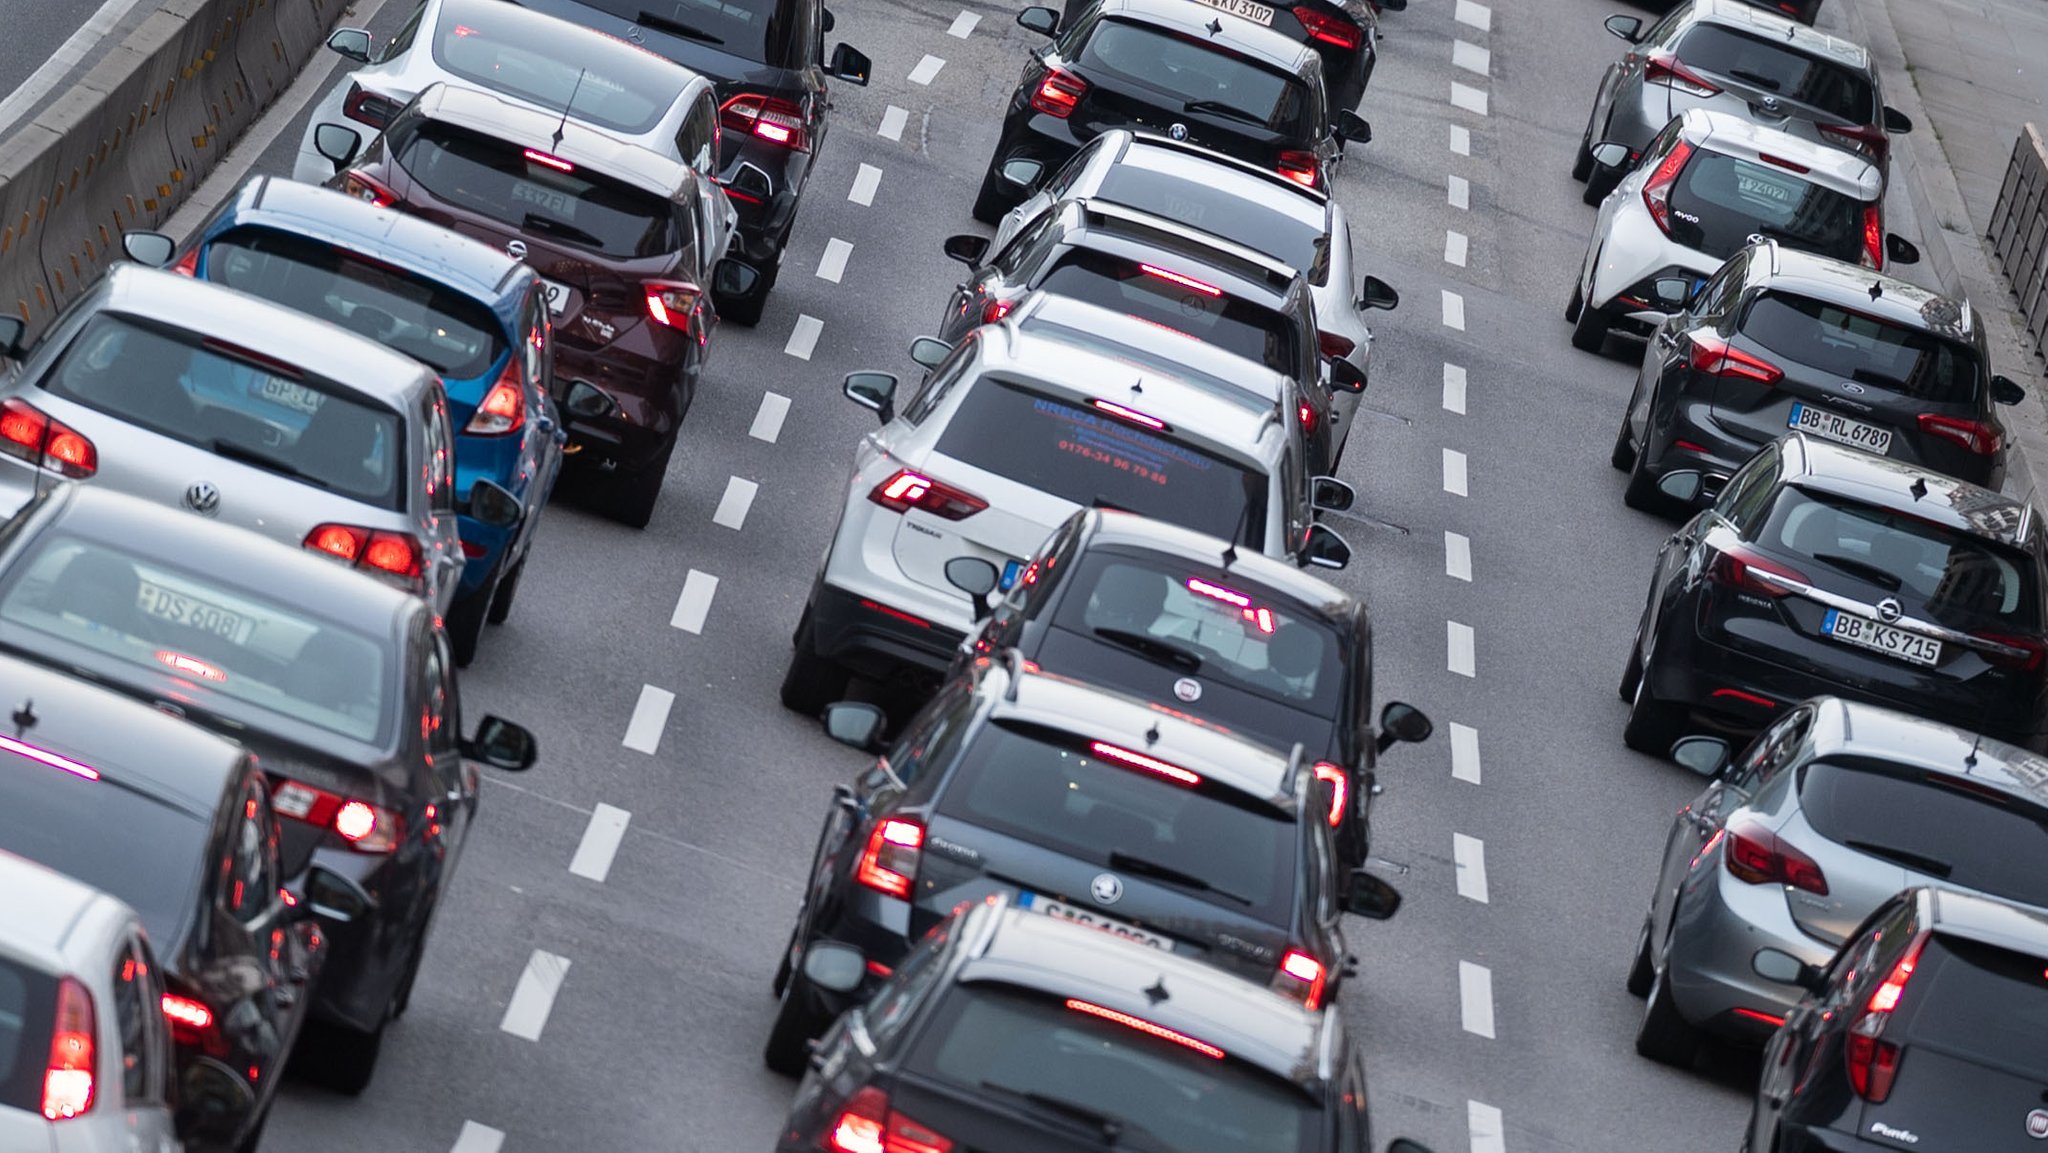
[1190,0,1275,25]
[136,581,253,644]
[1018,892,1172,951]
[1822,608,1941,667]
[256,378,322,415]
[999,559,1024,592]
[1789,403,1893,454]
[539,277,572,316]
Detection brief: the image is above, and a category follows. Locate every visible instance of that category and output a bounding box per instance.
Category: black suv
[775,896,1438,1153]
[1746,887,2048,1152]
[511,0,873,324]
[1616,241,2027,513]
[974,0,1368,221]
[949,508,1431,870]
[1059,0,1398,114]
[764,659,1403,1073]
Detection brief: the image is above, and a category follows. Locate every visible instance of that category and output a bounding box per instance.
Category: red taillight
[343,82,399,129]
[172,249,198,276]
[1818,123,1888,164]
[1862,204,1884,270]
[272,777,402,853]
[0,398,97,478]
[340,170,396,208]
[1973,630,2047,672]
[1312,762,1347,827]
[1706,543,1808,599]
[1645,52,1720,98]
[160,989,227,1058]
[1685,332,1782,384]
[158,993,211,1031]
[522,148,574,173]
[1277,150,1320,189]
[1643,139,1694,235]
[1317,331,1355,358]
[1029,67,1088,118]
[1846,932,1927,1103]
[465,359,525,436]
[855,818,924,899]
[1290,4,1362,48]
[644,280,706,332]
[1917,412,2001,456]
[1089,741,1201,787]
[1722,815,1829,894]
[980,297,1012,324]
[826,1086,954,1153]
[719,93,809,150]
[1298,402,1316,433]
[302,523,425,581]
[41,977,94,1121]
[1064,999,1226,1058]
[1090,398,1168,430]
[1274,949,1328,1009]
[867,468,987,520]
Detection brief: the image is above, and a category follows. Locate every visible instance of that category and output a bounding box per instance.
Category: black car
[974,0,1369,222]
[1746,887,2048,1151]
[949,508,1430,870]
[1619,434,2048,755]
[0,648,350,1152]
[776,896,1435,1153]
[764,658,1402,1073]
[512,0,873,325]
[1615,241,2027,512]
[0,484,539,1094]
[1057,0,1396,114]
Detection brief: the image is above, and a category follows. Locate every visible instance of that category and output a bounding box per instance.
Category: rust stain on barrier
[14,302,28,324]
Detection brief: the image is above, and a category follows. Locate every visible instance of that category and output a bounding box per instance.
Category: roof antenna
[10,699,32,734]
[1869,280,1883,301]
[1964,731,1982,770]
[1220,500,1249,570]
[551,68,589,153]
[1205,16,1223,35]
[1910,476,1928,501]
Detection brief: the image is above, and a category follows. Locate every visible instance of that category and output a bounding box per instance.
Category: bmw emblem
[1173,676,1202,702]
[1090,873,1124,905]
[1877,597,1904,623]
[1168,123,1189,141]
[183,481,220,517]
[505,239,527,261]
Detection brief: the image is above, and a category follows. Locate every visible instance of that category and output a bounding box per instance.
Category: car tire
[1619,641,1643,703]
[233,1101,272,1153]
[1570,290,1612,354]
[717,257,776,327]
[447,585,490,668]
[1623,442,1670,512]
[1626,916,1656,997]
[608,442,674,529]
[780,608,852,716]
[971,164,1011,225]
[390,938,426,1020]
[486,555,524,625]
[293,1016,386,1096]
[1584,164,1622,205]
[763,969,824,1076]
[1572,120,1597,182]
[1623,655,1686,755]
[1636,964,1702,1067]
[1611,418,1637,472]
[1564,284,1584,324]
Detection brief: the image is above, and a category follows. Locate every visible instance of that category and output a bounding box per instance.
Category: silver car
[1627,697,2048,1067]
[0,264,466,612]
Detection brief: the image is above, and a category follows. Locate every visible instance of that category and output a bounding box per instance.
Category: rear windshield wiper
[521,213,605,250]
[1181,99,1269,129]
[1843,838,1953,878]
[1809,552,1904,591]
[1727,68,1783,92]
[636,9,724,43]
[211,439,328,488]
[1093,627,1201,672]
[1108,850,1251,906]
[977,1083,1176,1151]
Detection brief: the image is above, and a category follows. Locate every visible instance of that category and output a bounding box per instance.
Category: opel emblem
[1090,873,1124,905]
[183,481,220,517]
[1173,676,1202,702]
[1168,122,1189,141]
[2027,1109,2048,1139]
[1877,597,1903,624]
[505,239,527,261]
[1841,382,1867,394]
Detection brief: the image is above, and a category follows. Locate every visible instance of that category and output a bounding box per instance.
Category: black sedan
[0,484,538,1094]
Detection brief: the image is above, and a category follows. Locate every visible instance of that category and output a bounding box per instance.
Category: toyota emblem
[2028,1109,2048,1139]
[1090,873,1124,905]
[1168,123,1189,141]
[505,239,527,261]
[1876,597,1904,623]
[183,481,220,517]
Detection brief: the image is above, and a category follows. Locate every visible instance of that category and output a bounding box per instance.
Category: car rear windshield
[935,378,1267,546]
[205,227,509,381]
[1667,151,1865,263]
[562,0,801,68]
[936,722,1296,919]
[396,122,680,259]
[1798,761,2048,906]
[1760,487,2041,630]
[1739,293,1981,405]
[0,535,394,745]
[40,314,406,509]
[433,11,684,134]
[1079,20,1313,138]
[1038,249,1299,374]
[1096,165,1329,285]
[0,957,55,1114]
[1903,934,2048,1074]
[1673,26,1876,123]
[906,983,1318,1153]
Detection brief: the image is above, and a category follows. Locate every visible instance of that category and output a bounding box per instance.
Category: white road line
[1448,174,1470,210]
[1455,0,1491,31]
[848,163,882,206]
[878,105,909,140]
[672,570,719,634]
[1469,1101,1506,1153]
[1445,531,1472,582]
[1453,832,1489,902]
[1459,960,1496,1038]
[751,392,791,443]
[1453,39,1491,75]
[622,686,674,754]
[1444,230,1468,267]
[1448,621,1476,677]
[1451,81,1490,116]
[1442,363,1468,414]
[1450,124,1471,156]
[908,54,946,85]
[450,1122,505,1153]
[1451,722,1482,784]
[947,10,980,37]
[1443,448,1468,496]
[1441,290,1466,331]
[712,476,759,530]
[500,950,571,1041]
[784,314,823,360]
[816,238,853,283]
[568,804,632,882]
[0,0,153,134]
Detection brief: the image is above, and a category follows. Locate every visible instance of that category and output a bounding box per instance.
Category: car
[1745,887,2048,1150]
[510,0,873,325]
[973,0,1371,222]
[1618,433,2048,756]
[1624,698,2048,1067]
[775,895,1437,1153]
[781,291,1358,717]
[1568,107,1918,355]
[0,264,467,612]
[988,129,1401,452]
[0,483,541,1095]
[292,0,737,271]
[1732,0,1821,27]
[0,645,352,1152]
[0,850,178,1151]
[127,177,569,666]
[1613,240,2028,511]
[1058,0,1396,114]
[764,660,1406,1073]
[949,507,1432,869]
[1578,0,1908,190]
[332,82,754,527]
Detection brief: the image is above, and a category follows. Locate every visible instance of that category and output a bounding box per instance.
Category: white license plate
[1822,608,1941,667]
[539,278,572,316]
[257,378,322,415]
[1018,892,1172,951]
[1789,403,1892,454]
[1190,0,1275,26]
[136,581,253,644]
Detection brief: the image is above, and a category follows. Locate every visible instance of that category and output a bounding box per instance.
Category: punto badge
[1173,677,1202,702]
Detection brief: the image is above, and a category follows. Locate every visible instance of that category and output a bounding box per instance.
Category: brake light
[825,1085,954,1153]
[522,148,574,173]
[1185,578,1250,607]
[343,82,400,129]
[272,777,403,853]
[855,818,924,899]
[0,733,98,781]
[1273,949,1328,1009]
[1298,401,1317,433]
[1974,630,2047,672]
[303,523,425,581]
[172,249,198,276]
[1706,543,1808,599]
[158,993,211,1031]
[41,977,94,1120]
[340,170,396,208]
[0,398,96,478]
[1090,398,1167,430]
[155,650,225,682]
[1818,122,1888,164]
[644,280,705,332]
[1685,332,1781,384]
[1722,814,1829,894]
[159,988,227,1058]
[1277,150,1320,189]
[1758,153,1809,174]
[1916,412,2001,456]
[1644,52,1720,98]
[1089,741,1201,787]
[1318,331,1355,358]
[1029,66,1088,118]
[1064,999,1225,1058]
[867,468,987,520]
[1312,762,1347,827]
[980,297,1012,324]
[465,362,526,436]
[1139,264,1221,297]
[1862,204,1884,270]
[1846,931,1928,1103]
[1643,140,1694,235]
[719,93,809,150]
[1291,4,1362,49]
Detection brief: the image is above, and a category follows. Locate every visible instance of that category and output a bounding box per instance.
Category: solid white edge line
[1448,174,1470,210]
[1445,531,1472,582]
[784,314,823,360]
[1444,230,1468,267]
[712,476,759,530]
[568,804,632,882]
[848,163,882,206]
[1442,363,1468,414]
[450,1121,506,1153]
[1459,960,1496,1038]
[1450,722,1482,784]
[1453,832,1489,902]
[621,686,675,754]
[499,950,571,1041]
[750,392,791,443]
[947,10,980,37]
[672,570,719,634]
[815,238,853,283]
[1441,290,1466,331]
[1469,1100,1506,1153]
[1448,621,1476,677]
[878,105,909,140]
[908,54,946,85]
[1442,448,1468,497]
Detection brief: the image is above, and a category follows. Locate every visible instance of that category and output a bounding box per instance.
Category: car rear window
[1666,151,1865,263]
[1096,165,1329,285]
[1673,26,1876,123]
[1903,934,2048,1074]
[205,227,509,381]
[40,314,406,510]
[433,11,683,134]
[1798,761,2048,906]
[0,956,54,1114]
[937,723,1296,919]
[1038,249,1299,374]
[395,122,680,259]
[563,0,801,68]
[0,536,394,745]
[1739,293,1982,405]
[906,983,1318,1153]
[1079,20,1313,137]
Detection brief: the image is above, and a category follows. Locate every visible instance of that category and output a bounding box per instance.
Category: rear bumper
[296,846,413,1032]
[1773,1124,1888,1152]
[721,141,811,264]
[809,577,965,681]
[1663,863,1834,1040]
[553,343,691,471]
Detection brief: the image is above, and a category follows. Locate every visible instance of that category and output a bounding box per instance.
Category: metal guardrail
[1990,124,2048,357]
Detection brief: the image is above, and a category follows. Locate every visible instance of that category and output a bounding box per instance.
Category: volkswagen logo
[183,481,220,517]
[505,239,527,261]
[1876,597,1904,623]
[2027,1109,2048,1139]
[1167,123,1189,141]
[1089,873,1124,905]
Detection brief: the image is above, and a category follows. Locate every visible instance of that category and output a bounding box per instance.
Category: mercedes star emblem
[626,24,644,41]
[505,239,527,261]
[1168,122,1189,141]
[183,481,220,517]
[1089,873,1124,905]
[1876,597,1904,624]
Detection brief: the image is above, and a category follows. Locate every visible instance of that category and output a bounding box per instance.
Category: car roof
[1105,131,1332,222]
[1095,0,1318,74]
[1921,886,2048,959]
[1811,697,2048,810]
[1012,293,1290,407]
[1755,243,1979,343]
[1057,200,1303,302]
[438,0,711,99]
[1781,435,2037,548]
[0,849,125,971]
[412,81,695,198]
[1079,508,1358,620]
[1689,0,1872,70]
[1682,107,1881,198]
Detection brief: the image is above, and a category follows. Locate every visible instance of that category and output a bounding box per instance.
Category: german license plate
[1018,892,1171,950]
[1822,608,1941,667]
[136,581,253,644]
[1190,0,1275,25]
[257,378,322,415]
[539,277,571,315]
[1789,403,1892,454]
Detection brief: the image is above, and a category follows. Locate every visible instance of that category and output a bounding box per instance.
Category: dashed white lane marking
[1455,0,1491,31]
[1448,174,1470,210]
[712,476,759,530]
[1451,81,1490,116]
[1444,230,1468,268]
[622,686,674,754]
[908,54,945,85]
[947,10,980,37]
[878,105,908,140]
[450,1122,505,1153]
[1450,124,1471,155]
[1441,290,1466,331]
[1448,621,1476,677]
[751,392,790,443]
[672,570,719,634]
[1451,722,1482,784]
[1445,531,1472,582]
[1453,39,1491,75]
[784,314,823,360]
[1442,363,1468,414]
[500,950,571,1041]
[1454,832,1490,902]
[816,238,853,283]
[1443,448,1468,497]
[568,804,632,883]
[849,163,882,206]
[1469,1101,1507,1153]
[1460,961,1496,1038]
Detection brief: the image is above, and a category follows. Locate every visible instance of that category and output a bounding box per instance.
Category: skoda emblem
[2028,1109,2048,1139]
[505,239,527,261]
[1876,597,1904,623]
[1840,382,1867,395]
[183,481,220,517]
[1090,873,1124,905]
[1173,676,1202,703]
[1167,122,1189,141]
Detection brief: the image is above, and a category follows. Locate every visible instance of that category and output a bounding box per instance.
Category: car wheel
[1619,639,1643,703]
[971,162,1012,224]
[1636,964,1702,1066]
[390,938,426,1020]
[717,257,775,327]
[446,584,490,668]
[763,968,825,1076]
[1623,439,1671,512]
[292,1015,386,1096]
[1570,290,1612,354]
[1584,163,1622,205]
[1571,113,1598,181]
[1564,284,1583,324]
[1626,916,1656,997]
[1623,654,1687,755]
[607,442,674,529]
[1611,416,1638,472]
[486,555,524,625]
[780,607,852,716]
[233,1101,272,1153]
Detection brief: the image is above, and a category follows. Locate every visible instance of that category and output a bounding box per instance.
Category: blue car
[137,177,566,664]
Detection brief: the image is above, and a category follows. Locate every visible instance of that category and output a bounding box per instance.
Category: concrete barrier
[0,123,66,328]
[234,0,295,108]
[1988,126,2048,357]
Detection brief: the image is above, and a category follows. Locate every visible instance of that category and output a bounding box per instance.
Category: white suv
[780,291,1357,715]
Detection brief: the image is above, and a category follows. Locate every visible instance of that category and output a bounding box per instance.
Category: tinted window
[41,314,405,509]
[1798,761,2048,905]
[1739,293,1981,404]
[222,780,279,921]
[433,13,685,134]
[569,0,800,67]
[906,984,1318,1153]
[1666,152,1864,263]
[1038,249,1298,373]
[1674,26,1876,122]
[1095,165,1328,283]
[1905,934,2048,1073]
[1078,21,1312,136]
[1017,315,1281,409]
[0,536,394,743]
[935,378,1267,545]
[0,958,55,1113]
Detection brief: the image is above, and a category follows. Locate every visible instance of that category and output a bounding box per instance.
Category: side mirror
[122,231,176,268]
[0,317,22,360]
[942,234,990,267]
[1603,13,1644,42]
[1650,276,1694,312]
[1302,522,1352,570]
[1669,734,1730,777]
[1882,105,1912,134]
[1387,1144,1437,1153]
[1017,6,1060,35]
[908,336,952,369]
[1885,233,1921,266]
[1589,141,1632,171]
[827,43,871,85]
[1343,871,1401,919]
[843,371,898,424]
[1311,476,1355,513]
[727,163,774,205]
[1992,373,2027,405]
[1752,948,1825,993]
[300,864,372,924]
[998,158,1045,192]
[1377,0,1406,9]
[326,27,373,63]
[1375,701,1433,753]
[802,940,867,993]
[821,702,886,750]
[943,557,1000,622]
[314,123,363,169]
[1334,109,1371,145]
[464,715,539,771]
[713,258,761,301]
[1657,470,1702,503]
[1356,274,1398,311]
[822,6,835,31]
[1327,358,1367,394]
[465,478,523,529]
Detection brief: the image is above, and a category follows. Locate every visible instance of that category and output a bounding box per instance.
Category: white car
[0,850,180,1153]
